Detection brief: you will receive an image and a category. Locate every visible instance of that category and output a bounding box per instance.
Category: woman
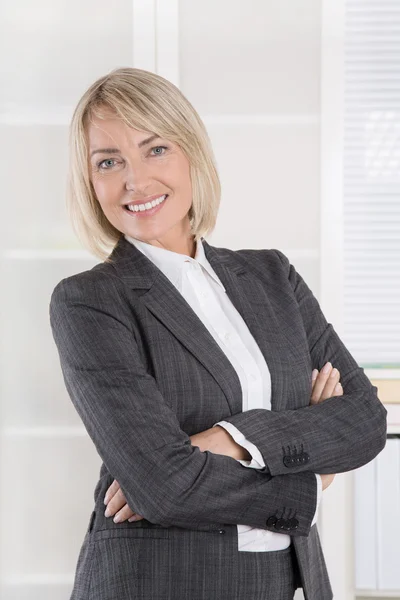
[49,67,387,600]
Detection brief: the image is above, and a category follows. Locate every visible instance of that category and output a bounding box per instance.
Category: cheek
[173,166,192,197]
[92,177,118,207]
[169,155,191,188]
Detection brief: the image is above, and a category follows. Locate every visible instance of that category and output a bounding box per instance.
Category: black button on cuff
[266,516,277,527]
[275,518,287,530]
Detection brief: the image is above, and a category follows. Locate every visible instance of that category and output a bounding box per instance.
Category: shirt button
[250,373,257,381]
[223,332,231,341]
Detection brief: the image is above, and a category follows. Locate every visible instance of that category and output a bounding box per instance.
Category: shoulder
[235,247,290,270]
[212,244,291,279]
[49,260,124,315]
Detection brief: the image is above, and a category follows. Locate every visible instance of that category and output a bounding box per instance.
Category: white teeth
[126,194,167,212]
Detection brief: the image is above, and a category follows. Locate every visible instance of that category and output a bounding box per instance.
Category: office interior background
[0,1,399,599]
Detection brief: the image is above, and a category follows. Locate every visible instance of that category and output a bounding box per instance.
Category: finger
[310,370,319,405]
[310,362,333,403]
[113,503,135,523]
[320,368,340,402]
[105,488,128,516]
[104,479,120,505]
[311,369,318,389]
[334,382,343,396]
[128,514,145,522]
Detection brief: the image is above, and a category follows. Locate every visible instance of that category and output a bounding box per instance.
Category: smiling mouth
[123,194,168,214]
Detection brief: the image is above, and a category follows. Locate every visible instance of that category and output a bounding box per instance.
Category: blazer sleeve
[219,249,388,477]
[49,274,318,536]
[214,421,323,525]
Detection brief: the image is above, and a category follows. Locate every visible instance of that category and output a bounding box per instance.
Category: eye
[97,158,117,170]
[150,145,168,156]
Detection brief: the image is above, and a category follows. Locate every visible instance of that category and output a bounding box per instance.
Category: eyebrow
[90,134,161,158]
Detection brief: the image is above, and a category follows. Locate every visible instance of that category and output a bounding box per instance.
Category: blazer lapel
[108,236,288,415]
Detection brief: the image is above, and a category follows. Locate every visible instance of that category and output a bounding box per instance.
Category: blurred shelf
[387,425,400,435]
[370,379,400,404]
[385,404,400,434]
[367,370,400,380]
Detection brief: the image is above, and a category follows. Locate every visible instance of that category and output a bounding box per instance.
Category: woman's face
[87,109,193,253]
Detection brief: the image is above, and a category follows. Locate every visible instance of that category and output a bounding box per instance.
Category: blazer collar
[123,234,227,292]
[106,235,290,416]
[107,235,245,288]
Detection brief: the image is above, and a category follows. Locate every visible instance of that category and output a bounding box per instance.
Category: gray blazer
[49,235,387,600]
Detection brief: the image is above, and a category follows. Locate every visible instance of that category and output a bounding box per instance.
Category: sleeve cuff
[311,473,323,527]
[213,421,266,469]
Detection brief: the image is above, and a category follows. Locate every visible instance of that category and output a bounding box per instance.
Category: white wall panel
[376,438,400,591]
[0,256,98,428]
[0,126,72,249]
[0,436,101,576]
[354,460,377,590]
[208,121,320,250]
[0,0,133,114]
[0,582,73,600]
[179,0,321,115]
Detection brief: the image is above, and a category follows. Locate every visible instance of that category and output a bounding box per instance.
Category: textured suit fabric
[236,546,296,598]
[72,524,297,599]
[49,235,387,599]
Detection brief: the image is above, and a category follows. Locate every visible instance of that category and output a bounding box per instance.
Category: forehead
[87,115,151,145]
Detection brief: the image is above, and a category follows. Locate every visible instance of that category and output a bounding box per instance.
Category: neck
[141,219,196,257]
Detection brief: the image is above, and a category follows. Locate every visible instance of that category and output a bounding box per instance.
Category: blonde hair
[67,67,221,262]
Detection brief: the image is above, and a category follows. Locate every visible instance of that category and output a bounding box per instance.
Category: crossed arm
[104,362,338,524]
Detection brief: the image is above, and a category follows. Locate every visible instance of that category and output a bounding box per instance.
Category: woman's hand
[310,361,342,405]
[103,479,144,523]
[311,362,343,490]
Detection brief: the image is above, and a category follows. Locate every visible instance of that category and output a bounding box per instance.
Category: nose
[124,159,153,192]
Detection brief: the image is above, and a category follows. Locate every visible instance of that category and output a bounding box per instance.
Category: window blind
[343,0,400,368]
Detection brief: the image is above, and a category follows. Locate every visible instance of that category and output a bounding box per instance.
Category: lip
[123,194,168,218]
[124,194,167,207]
